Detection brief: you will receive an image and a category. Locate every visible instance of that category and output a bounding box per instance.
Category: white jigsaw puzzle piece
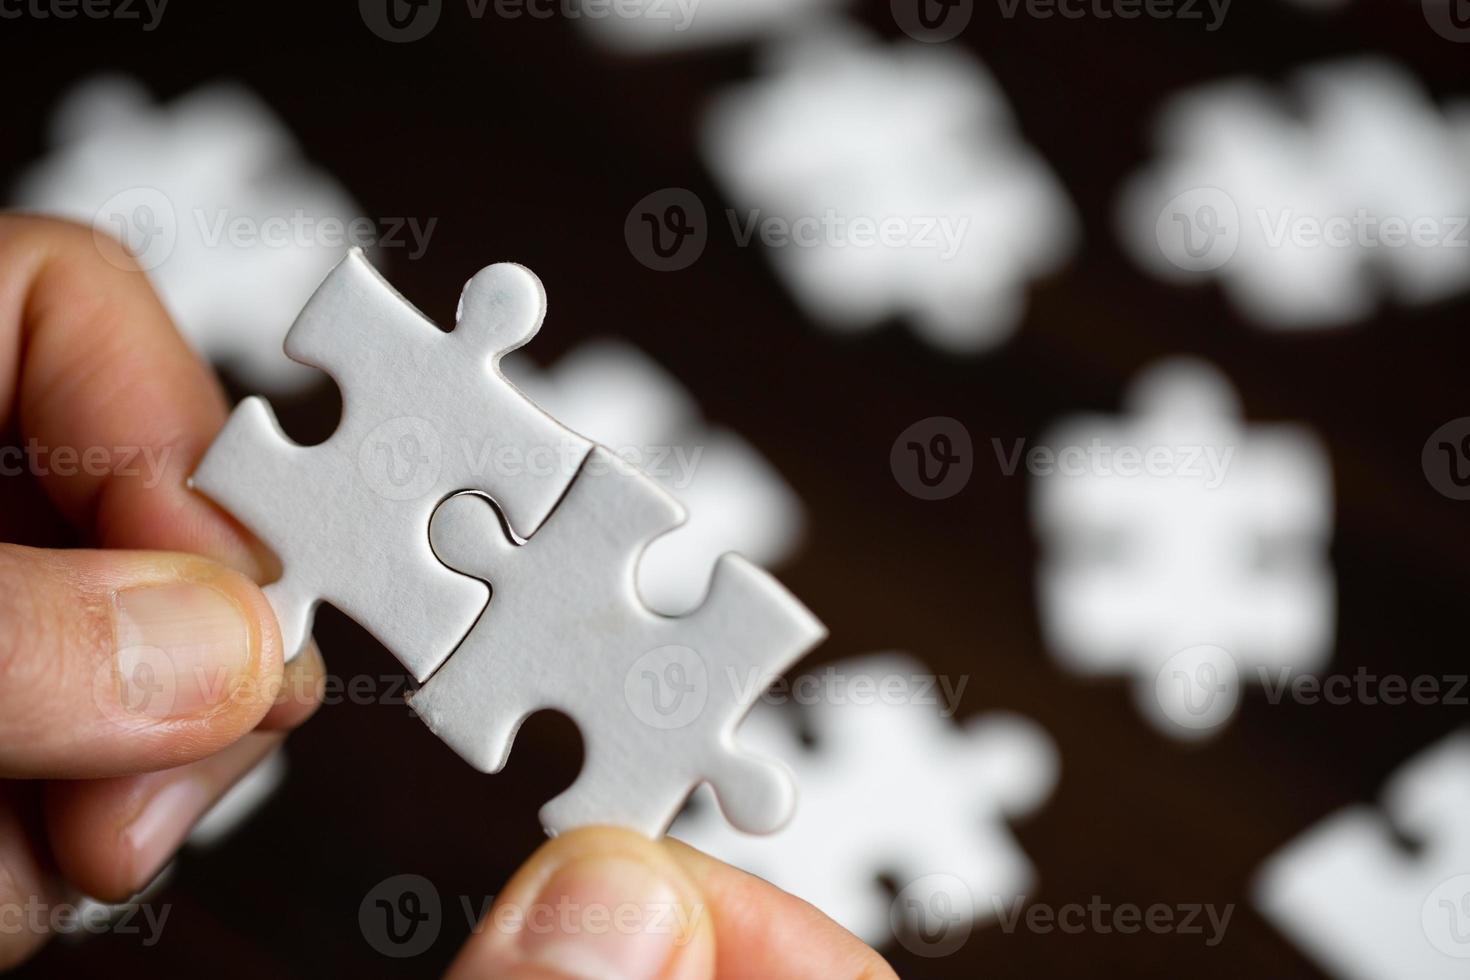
[506,340,805,615]
[1254,731,1470,979]
[411,446,826,837]
[1032,358,1335,737]
[574,0,846,53]
[701,26,1075,353]
[192,249,591,680]
[1119,59,1470,328]
[672,653,1058,947]
[12,74,366,392]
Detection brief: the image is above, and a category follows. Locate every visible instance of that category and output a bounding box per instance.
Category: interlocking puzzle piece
[11,75,365,392]
[192,249,590,681]
[1254,731,1470,979]
[1120,59,1470,328]
[672,653,1058,947]
[506,340,805,615]
[701,26,1075,353]
[410,446,826,837]
[1032,358,1334,738]
[575,0,845,53]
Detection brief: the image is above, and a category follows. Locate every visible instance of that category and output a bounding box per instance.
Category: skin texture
[0,215,897,979]
[0,215,324,968]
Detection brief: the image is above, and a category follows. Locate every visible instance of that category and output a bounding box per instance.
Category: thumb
[449,827,717,980]
[0,543,284,779]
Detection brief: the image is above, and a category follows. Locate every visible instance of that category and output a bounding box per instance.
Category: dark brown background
[3,1,1469,976]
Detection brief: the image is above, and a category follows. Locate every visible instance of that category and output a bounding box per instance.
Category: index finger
[0,213,270,576]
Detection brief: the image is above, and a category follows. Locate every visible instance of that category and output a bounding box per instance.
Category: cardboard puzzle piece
[192,249,590,681]
[1120,59,1470,328]
[1032,358,1335,738]
[701,26,1075,353]
[1255,731,1470,979]
[506,339,805,615]
[12,74,365,392]
[410,447,826,837]
[671,653,1058,947]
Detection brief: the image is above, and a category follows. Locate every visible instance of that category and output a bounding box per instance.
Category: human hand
[446,826,898,980]
[0,214,324,969]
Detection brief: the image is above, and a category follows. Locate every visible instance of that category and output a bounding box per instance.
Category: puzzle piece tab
[192,250,591,680]
[507,339,806,615]
[1254,731,1470,979]
[1032,358,1334,738]
[410,447,826,837]
[672,653,1058,948]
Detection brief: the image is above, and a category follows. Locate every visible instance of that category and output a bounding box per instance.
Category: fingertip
[448,827,715,980]
[256,640,326,731]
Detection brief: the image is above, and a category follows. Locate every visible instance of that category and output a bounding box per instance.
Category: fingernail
[114,583,252,719]
[122,777,210,889]
[514,856,684,980]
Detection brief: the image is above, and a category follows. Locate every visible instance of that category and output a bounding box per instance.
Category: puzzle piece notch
[505,339,807,615]
[1032,358,1335,737]
[410,447,826,837]
[192,249,590,681]
[1254,731,1470,980]
[672,654,1059,947]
